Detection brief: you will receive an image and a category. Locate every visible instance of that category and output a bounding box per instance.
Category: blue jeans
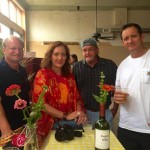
[86,108,113,129]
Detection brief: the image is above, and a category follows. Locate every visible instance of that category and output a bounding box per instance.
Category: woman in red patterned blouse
[32,41,87,147]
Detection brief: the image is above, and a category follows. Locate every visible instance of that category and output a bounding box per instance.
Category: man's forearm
[0,102,12,136]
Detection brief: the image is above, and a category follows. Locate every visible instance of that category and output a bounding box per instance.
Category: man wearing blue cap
[72,38,118,128]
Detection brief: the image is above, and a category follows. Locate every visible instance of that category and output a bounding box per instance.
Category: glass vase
[24,125,39,150]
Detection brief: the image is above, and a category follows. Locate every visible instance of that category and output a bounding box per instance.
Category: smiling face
[82,45,99,64]
[51,45,67,70]
[3,37,24,64]
[121,26,144,56]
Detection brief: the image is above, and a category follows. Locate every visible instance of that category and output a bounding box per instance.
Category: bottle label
[95,129,110,149]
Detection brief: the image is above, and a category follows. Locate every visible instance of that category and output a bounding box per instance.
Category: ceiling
[17,0,150,11]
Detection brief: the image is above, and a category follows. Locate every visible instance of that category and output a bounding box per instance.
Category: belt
[87,108,109,112]
[86,109,99,112]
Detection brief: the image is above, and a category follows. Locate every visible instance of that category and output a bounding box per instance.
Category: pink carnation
[14,99,27,109]
[12,133,26,147]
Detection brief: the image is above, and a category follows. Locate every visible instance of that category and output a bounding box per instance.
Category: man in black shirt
[0,36,30,149]
[73,38,118,127]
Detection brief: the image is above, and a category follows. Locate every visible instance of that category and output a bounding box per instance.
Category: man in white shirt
[114,23,150,150]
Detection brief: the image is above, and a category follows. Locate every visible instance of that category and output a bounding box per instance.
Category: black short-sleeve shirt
[0,58,30,130]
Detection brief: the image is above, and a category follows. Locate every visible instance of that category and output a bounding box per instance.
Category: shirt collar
[1,58,21,71]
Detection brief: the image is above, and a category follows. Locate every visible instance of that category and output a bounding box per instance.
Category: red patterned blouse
[32,68,84,138]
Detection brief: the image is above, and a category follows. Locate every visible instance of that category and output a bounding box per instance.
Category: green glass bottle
[95,103,110,150]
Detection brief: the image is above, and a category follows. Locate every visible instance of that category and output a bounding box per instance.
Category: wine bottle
[95,103,110,150]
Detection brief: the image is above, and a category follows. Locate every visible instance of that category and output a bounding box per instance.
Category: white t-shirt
[116,49,150,133]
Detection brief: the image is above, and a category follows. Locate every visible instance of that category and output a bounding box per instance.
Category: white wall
[26,9,150,65]
[26,10,150,41]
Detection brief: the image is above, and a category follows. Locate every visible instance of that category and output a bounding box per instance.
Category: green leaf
[93,94,101,103]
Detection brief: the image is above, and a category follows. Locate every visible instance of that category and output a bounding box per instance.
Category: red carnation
[5,84,21,96]
[103,84,114,92]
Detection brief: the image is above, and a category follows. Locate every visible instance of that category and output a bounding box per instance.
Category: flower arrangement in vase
[93,72,114,150]
[4,84,48,150]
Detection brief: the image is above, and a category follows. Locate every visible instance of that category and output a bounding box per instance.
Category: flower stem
[16,94,20,99]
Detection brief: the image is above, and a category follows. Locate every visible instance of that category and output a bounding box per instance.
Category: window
[0,23,10,39]
[0,0,25,29]
[0,0,9,17]
[0,0,25,41]
[9,1,17,23]
[13,31,21,38]
[17,9,22,27]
